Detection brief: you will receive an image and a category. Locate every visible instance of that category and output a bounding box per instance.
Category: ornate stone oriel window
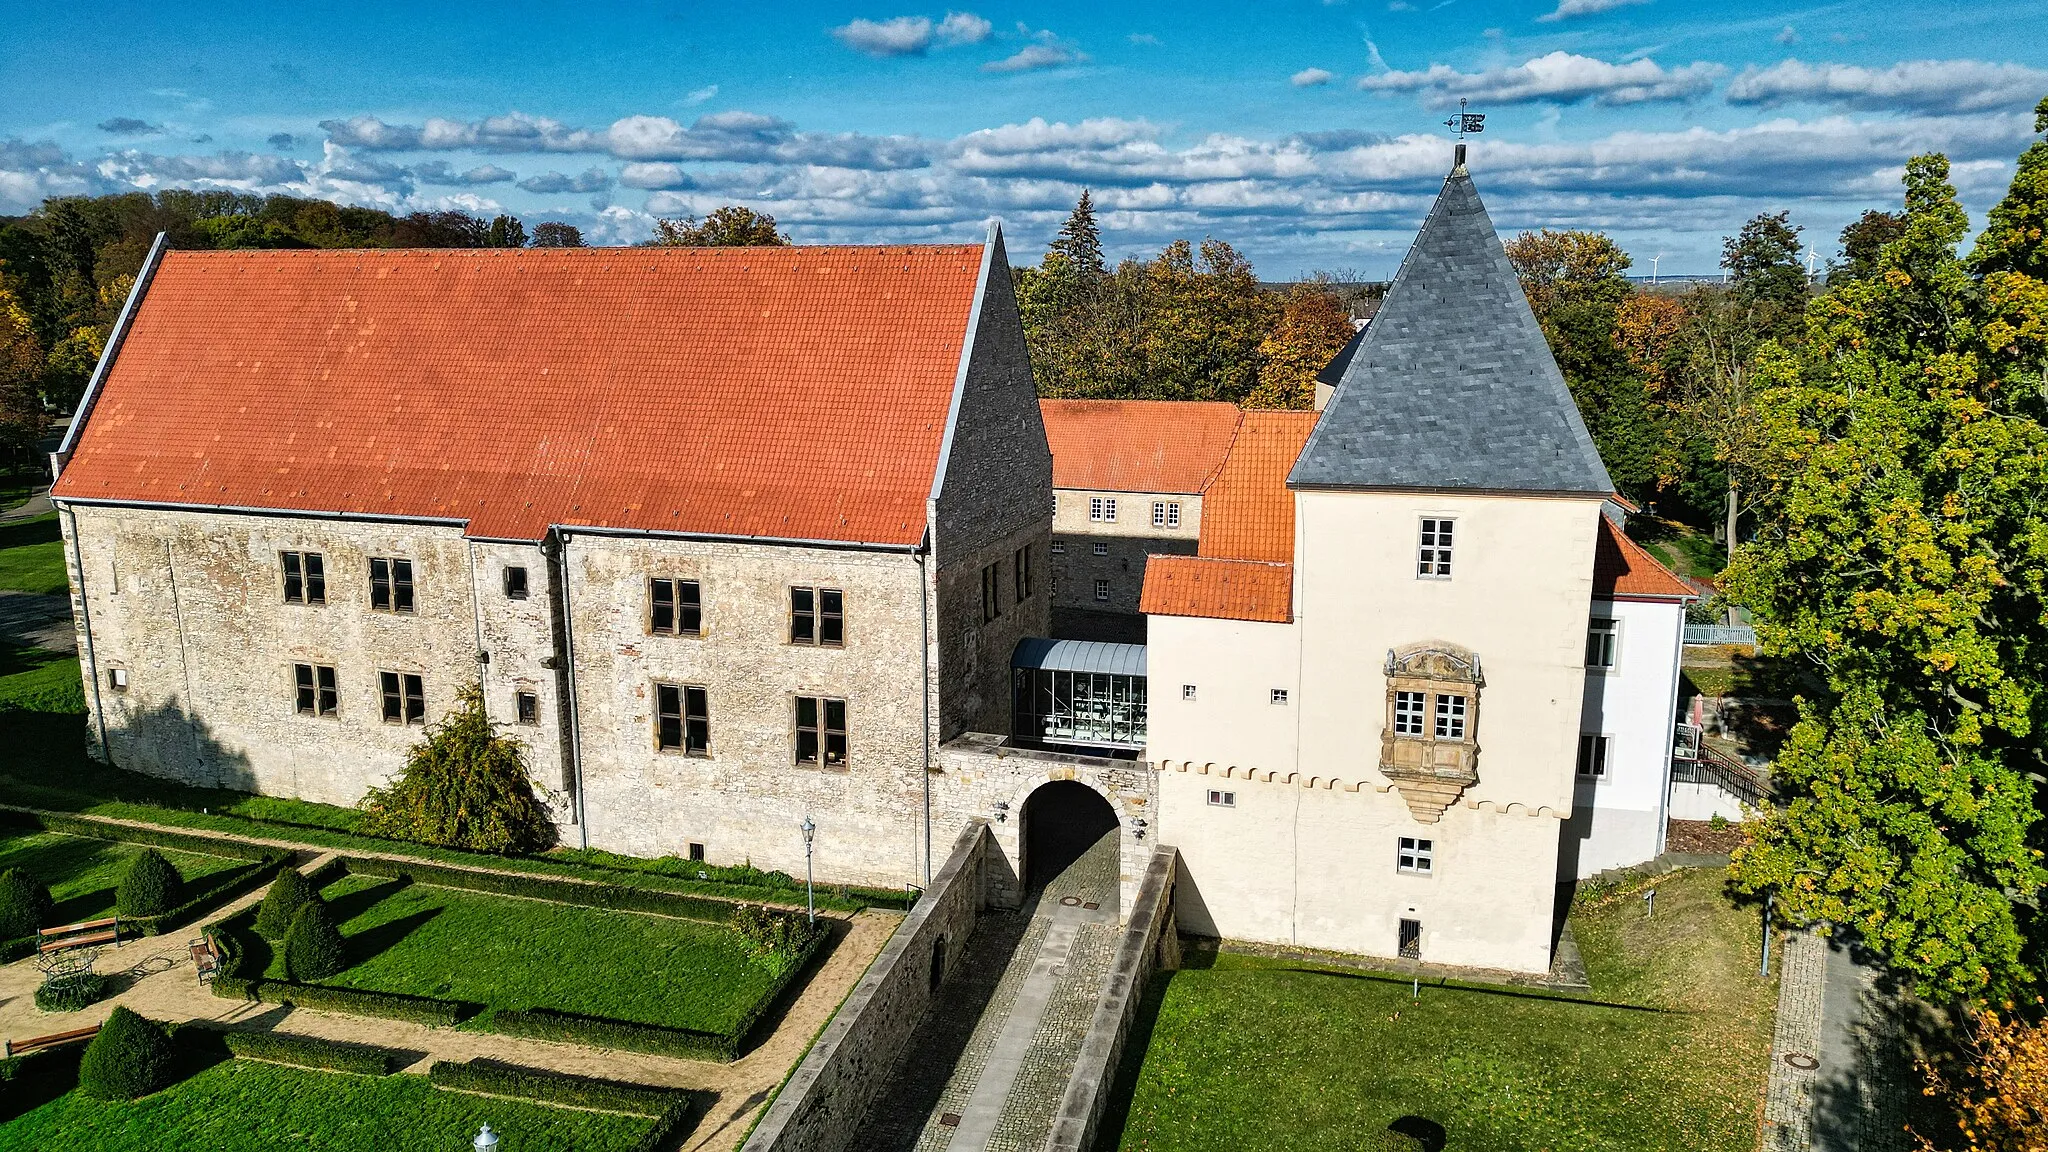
[1379,643,1482,823]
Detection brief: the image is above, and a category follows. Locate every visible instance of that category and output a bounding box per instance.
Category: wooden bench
[190,937,221,983]
[2,1023,100,1059]
[36,917,120,956]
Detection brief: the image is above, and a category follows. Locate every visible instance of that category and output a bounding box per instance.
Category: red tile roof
[55,244,991,545]
[1196,410,1319,564]
[1594,517,1695,600]
[1139,555,1293,624]
[1038,400,1242,494]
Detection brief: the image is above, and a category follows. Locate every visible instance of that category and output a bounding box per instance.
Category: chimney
[1453,143,1467,172]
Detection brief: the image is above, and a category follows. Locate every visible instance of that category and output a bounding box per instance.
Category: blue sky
[3,0,2045,276]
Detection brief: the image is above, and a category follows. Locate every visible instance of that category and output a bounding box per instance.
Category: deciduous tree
[650,205,790,247]
[0,284,45,475]
[1913,999,2048,1151]
[1246,282,1354,410]
[1969,95,2048,281]
[359,682,558,854]
[530,221,586,248]
[1832,209,1908,285]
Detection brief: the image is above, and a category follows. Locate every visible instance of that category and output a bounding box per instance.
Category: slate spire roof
[1288,158,1613,496]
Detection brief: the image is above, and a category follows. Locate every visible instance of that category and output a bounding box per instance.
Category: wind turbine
[1805,247,1821,283]
[1651,252,1662,287]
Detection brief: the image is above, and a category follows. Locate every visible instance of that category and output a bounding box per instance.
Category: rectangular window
[281,551,326,605]
[1207,790,1236,808]
[379,671,424,725]
[515,690,539,725]
[649,578,703,636]
[1014,546,1031,603]
[1417,518,1454,579]
[1398,918,1423,959]
[1586,618,1618,669]
[1093,579,1110,602]
[369,557,415,613]
[1167,502,1181,528]
[504,566,529,600]
[1270,688,1289,705]
[1182,684,1197,701]
[107,668,129,691]
[1394,690,1426,735]
[790,587,844,647]
[794,696,848,768]
[1577,732,1610,778]
[1397,836,1434,875]
[1152,502,1167,527]
[1050,540,1066,555]
[688,842,705,862]
[656,683,710,755]
[1092,541,1108,556]
[294,663,338,717]
[981,562,1003,623]
[1089,496,1117,522]
[1434,693,1468,740]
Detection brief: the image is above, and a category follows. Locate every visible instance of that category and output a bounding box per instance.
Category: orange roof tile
[1038,400,1242,494]
[55,244,990,545]
[1196,410,1319,564]
[1139,555,1293,624]
[1594,517,1695,600]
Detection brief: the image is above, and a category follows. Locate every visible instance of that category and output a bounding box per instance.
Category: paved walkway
[0,485,52,522]
[0,591,72,652]
[1762,927,1826,1152]
[858,831,1122,1152]
[0,848,900,1152]
[1762,927,1917,1152]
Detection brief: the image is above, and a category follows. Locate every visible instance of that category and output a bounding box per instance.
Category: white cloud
[1360,51,1723,107]
[984,37,1086,73]
[830,12,988,56]
[518,167,614,194]
[413,161,516,185]
[684,85,719,105]
[1292,68,1336,87]
[1726,58,2048,116]
[320,112,594,153]
[0,139,97,212]
[1128,32,1161,45]
[1536,0,1650,21]
[937,12,992,44]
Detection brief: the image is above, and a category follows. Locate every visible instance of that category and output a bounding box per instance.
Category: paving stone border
[1763,926,1826,1152]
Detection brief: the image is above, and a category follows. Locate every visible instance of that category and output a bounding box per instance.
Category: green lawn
[0,1059,653,1150]
[1108,868,1776,1152]
[1630,517,1724,583]
[0,828,249,926]
[0,645,84,715]
[0,513,66,595]
[249,873,780,1034]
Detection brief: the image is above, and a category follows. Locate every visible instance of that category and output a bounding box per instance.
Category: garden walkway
[856,830,1122,1152]
[0,847,900,1152]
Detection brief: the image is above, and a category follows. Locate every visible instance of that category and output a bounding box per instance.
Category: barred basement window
[790,587,844,647]
[1397,836,1433,875]
[504,566,529,600]
[656,683,710,755]
[515,690,539,725]
[1207,790,1235,808]
[1577,732,1610,778]
[1014,545,1032,603]
[293,663,338,717]
[281,551,326,605]
[379,671,424,725]
[795,696,848,768]
[650,578,703,636]
[1416,518,1454,579]
[369,557,414,613]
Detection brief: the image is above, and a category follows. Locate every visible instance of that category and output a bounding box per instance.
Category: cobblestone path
[856,830,1122,1152]
[1763,927,1827,1152]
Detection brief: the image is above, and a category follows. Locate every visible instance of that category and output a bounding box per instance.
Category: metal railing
[1684,624,1757,647]
[1672,743,1772,808]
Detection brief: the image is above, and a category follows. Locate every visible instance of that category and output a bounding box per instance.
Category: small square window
[1182,684,1197,701]
[107,668,129,691]
[1270,688,1289,705]
[1417,518,1454,579]
[688,842,705,862]
[1207,790,1236,808]
[1397,836,1434,875]
[1093,579,1110,602]
[1434,693,1467,740]
[504,566,529,600]
[1577,732,1610,778]
[515,690,539,725]
[1050,540,1066,555]
[1092,542,1108,556]
[1586,618,1618,669]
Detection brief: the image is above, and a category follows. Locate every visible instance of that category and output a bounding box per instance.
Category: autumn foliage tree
[650,205,791,247]
[1247,281,1355,409]
[359,682,557,854]
[1914,1000,2048,1151]
[0,283,45,474]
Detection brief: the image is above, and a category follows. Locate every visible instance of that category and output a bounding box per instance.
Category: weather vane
[1443,98,1485,141]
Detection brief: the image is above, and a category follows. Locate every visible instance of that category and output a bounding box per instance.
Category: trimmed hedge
[482,1007,739,1062]
[254,867,315,938]
[222,1030,405,1076]
[78,1007,176,1100]
[341,855,740,924]
[0,808,281,862]
[0,808,288,941]
[209,912,473,1027]
[114,849,181,917]
[0,867,53,939]
[283,901,346,982]
[426,1059,682,1116]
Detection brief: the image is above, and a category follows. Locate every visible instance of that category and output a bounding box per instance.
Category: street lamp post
[800,816,816,926]
[474,1125,500,1151]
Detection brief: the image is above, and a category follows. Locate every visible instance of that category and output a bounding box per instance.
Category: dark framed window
[656,682,711,755]
[1014,546,1031,603]
[369,557,415,613]
[795,696,848,768]
[515,690,539,725]
[379,671,424,725]
[282,551,326,605]
[981,563,1002,623]
[1586,618,1618,668]
[791,587,844,647]
[1577,732,1610,778]
[293,663,338,717]
[1417,518,1454,578]
[504,566,529,600]
[1434,693,1468,740]
[650,578,703,636]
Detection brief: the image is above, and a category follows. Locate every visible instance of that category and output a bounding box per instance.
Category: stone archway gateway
[1020,779,1120,890]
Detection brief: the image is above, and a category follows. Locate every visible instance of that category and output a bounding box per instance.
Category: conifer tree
[1045,189,1105,277]
[359,682,557,854]
[1968,95,2048,280]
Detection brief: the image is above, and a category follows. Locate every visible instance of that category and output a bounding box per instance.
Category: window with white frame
[1152,501,1182,528]
[1394,690,1426,735]
[1093,579,1110,602]
[1050,539,1066,554]
[1089,496,1117,522]
[1434,693,1468,740]
[1270,688,1289,705]
[1207,790,1236,808]
[1397,836,1433,875]
[1586,618,1619,669]
[1166,502,1181,528]
[1416,518,1454,578]
[1182,684,1197,700]
[1577,732,1610,778]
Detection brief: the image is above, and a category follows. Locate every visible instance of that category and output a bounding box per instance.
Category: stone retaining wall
[742,820,1005,1152]
[1042,844,1179,1152]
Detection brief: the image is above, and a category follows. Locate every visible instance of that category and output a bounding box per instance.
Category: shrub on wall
[115,850,181,917]
[358,682,558,854]
[0,867,53,939]
[77,1007,176,1100]
[283,902,346,982]
[731,904,824,979]
[253,868,315,939]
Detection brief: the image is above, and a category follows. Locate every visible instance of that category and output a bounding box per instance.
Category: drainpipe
[549,529,589,850]
[60,504,110,761]
[917,532,934,886]
[465,541,487,716]
[1654,600,1691,857]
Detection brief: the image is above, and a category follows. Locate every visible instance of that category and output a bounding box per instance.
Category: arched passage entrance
[1020,780,1120,891]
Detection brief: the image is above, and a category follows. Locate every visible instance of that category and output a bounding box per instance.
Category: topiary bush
[34,971,110,1013]
[283,901,347,982]
[0,867,54,939]
[77,1006,177,1100]
[359,682,558,854]
[115,849,182,918]
[254,868,315,939]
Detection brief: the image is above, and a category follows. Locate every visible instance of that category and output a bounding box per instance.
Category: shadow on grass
[47,885,117,927]
[0,515,57,553]
[323,876,411,927]
[342,905,443,971]
[729,914,847,1060]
